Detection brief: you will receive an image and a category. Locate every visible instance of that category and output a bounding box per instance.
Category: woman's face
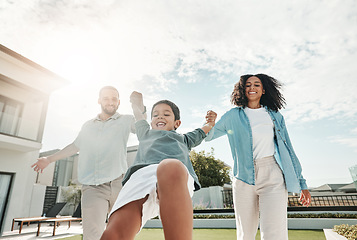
[245,76,265,103]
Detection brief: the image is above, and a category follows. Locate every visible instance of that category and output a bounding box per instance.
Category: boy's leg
[157,159,193,240]
[100,196,148,240]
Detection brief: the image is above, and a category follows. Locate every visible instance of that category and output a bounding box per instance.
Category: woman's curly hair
[230,74,286,112]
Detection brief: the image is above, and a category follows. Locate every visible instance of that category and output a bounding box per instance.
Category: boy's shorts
[108,164,195,230]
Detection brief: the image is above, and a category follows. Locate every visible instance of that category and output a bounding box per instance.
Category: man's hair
[151,100,180,120]
[230,73,285,111]
[99,86,119,98]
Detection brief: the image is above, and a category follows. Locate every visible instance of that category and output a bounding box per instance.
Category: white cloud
[1,0,356,132]
[331,137,357,152]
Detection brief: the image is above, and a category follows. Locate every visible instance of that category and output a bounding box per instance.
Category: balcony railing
[222,190,357,211]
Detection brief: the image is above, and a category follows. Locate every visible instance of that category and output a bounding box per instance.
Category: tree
[190,148,231,188]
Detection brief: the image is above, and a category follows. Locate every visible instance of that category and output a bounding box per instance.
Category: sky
[1,0,356,188]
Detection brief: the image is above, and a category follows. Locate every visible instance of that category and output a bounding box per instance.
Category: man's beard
[101,105,118,116]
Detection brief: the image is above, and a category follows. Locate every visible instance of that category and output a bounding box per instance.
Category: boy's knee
[157,159,187,184]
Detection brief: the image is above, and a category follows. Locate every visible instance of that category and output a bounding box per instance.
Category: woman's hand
[299,189,311,207]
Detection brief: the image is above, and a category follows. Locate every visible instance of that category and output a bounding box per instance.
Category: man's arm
[31,143,79,173]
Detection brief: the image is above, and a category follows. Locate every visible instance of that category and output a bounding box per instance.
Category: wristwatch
[142,106,147,114]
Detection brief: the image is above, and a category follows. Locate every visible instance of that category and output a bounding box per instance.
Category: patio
[1,221,82,240]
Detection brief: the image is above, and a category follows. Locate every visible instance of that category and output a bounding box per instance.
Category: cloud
[1,0,356,125]
[331,137,357,152]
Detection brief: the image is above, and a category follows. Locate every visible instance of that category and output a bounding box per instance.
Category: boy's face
[151,103,181,131]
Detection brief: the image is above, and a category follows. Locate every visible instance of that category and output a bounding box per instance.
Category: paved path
[1,221,82,239]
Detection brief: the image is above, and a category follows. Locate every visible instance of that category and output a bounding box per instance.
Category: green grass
[135,229,325,240]
[60,229,325,240]
[60,235,82,240]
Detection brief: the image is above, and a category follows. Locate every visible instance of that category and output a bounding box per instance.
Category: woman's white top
[244,107,275,160]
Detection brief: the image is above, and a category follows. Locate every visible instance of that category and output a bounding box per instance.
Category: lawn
[136,229,326,240]
[62,229,326,240]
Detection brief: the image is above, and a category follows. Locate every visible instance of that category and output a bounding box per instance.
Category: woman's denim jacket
[206,107,308,193]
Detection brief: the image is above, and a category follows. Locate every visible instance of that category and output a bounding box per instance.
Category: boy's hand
[201,110,217,134]
[130,91,144,109]
[205,110,217,127]
[130,91,146,120]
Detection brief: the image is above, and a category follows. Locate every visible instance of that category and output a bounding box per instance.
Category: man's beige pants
[233,156,288,240]
[81,175,123,240]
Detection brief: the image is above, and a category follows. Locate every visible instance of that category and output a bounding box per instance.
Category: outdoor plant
[333,224,357,240]
[61,183,81,206]
[193,199,210,210]
[288,213,357,219]
[190,213,357,219]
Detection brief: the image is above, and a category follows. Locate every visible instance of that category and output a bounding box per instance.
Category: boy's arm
[184,110,217,149]
[130,91,147,121]
[201,110,217,134]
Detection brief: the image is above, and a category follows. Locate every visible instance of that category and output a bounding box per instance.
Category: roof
[0,44,68,93]
[339,183,357,190]
[0,44,65,80]
[311,183,351,192]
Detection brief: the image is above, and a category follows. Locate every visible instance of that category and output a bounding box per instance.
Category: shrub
[288,213,357,219]
[333,224,357,240]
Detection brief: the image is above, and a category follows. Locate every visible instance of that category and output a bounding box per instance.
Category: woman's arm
[205,111,229,141]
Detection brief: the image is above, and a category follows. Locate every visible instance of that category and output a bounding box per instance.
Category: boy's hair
[151,100,180,121]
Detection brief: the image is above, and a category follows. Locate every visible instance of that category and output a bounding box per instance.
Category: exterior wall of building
[0,148,41,232]
[349,164,357,190]
[0,44,67,234]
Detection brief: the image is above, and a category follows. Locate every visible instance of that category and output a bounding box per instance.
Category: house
[0,44,67,234]
[310,183,357,196]
[311,184,349,193]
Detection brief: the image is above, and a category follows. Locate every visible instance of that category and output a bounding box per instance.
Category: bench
[36,217,82,236]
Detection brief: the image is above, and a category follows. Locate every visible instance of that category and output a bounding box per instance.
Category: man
[32,86,143,240]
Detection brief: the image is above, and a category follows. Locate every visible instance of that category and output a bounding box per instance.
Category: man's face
[98,89,120,116]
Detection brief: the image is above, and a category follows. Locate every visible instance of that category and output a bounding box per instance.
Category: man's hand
[31,157,51,173]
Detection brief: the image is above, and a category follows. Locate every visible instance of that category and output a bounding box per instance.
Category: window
[0,95,23,136]
[0,172,14,230]
[53,157,74,187]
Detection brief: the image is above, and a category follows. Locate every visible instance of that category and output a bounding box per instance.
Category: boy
[100,91,217,240]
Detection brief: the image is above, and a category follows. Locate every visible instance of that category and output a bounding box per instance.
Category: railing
[222,190,357,211]
[222,189,233,208]
[288,195,357,207]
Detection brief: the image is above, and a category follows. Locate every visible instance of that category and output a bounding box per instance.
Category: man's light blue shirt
[206,107,308,193]
[74,112,136,185]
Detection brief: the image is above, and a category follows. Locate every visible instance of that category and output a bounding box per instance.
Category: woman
[206,74,311,240]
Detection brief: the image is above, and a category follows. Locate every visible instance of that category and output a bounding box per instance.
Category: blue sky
[1,0,356,188]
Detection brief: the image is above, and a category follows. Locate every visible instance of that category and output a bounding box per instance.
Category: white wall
[29,184,46,217]
[0,79,46,141]
[0,148,39,232]
[192,186,224,209]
